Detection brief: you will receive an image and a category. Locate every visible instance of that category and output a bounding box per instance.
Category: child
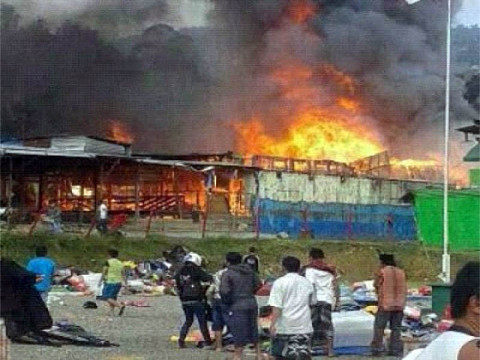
[26,246,56,303]
[99,249,126,316]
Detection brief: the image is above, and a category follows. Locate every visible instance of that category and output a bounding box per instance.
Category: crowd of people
[2,244,479,360]
[171,246,480,360]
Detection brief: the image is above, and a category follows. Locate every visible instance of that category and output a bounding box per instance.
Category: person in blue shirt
[26,246,56,303]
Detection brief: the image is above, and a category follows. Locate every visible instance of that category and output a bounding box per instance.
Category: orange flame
[235,110,383,163]
[390,158,439,168]
[235,59,379,163]
[108,120,134,144]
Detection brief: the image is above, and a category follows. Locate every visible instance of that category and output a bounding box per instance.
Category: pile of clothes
[0,258,117,347]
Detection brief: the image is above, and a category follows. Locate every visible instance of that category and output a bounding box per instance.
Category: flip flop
[118,305,126,316]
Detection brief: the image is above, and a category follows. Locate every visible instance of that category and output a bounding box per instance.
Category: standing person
[175,252,213,349]
[44,200,62,233]
[243,246,260,273]
[269,256,315,360]
[370,253,406,357]
[98,249,126,316]
[97,200,108,234]
[26,246,56,303]
[206,264,228,352]
[301,248,339,357]
[220,252,262,360]
[402,261,480,360]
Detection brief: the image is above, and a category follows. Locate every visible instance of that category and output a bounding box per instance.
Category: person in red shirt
[370,253,406,357]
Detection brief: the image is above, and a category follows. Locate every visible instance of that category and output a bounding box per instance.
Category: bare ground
[10,295,402,360]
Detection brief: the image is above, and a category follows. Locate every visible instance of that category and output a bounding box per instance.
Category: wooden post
[19,158,25,214]
[79,179,84,224]
[254,171,260,241]
[28,213,40,237]
[173,168,183,219]
[145,210,153,239]
[98,160,104,203]
[37,172,44,212]
[85,217,96,238]
[202,192,210,239]
[135,164,140,219]
[8,157,13,208]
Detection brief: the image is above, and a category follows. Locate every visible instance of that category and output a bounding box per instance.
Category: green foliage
[1,232,477,282]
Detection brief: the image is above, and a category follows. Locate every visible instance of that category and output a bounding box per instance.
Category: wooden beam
[135,164,140,219]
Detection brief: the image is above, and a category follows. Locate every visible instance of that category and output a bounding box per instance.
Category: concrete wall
[244,171,430,205]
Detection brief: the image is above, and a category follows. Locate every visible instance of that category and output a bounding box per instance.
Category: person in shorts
[206,265,228,351]
[301,248,339,356]
[99,249,126,316]
[220,252,262,360]
[269,256,314,360]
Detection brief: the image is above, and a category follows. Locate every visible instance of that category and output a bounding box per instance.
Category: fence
[256,198,416,241]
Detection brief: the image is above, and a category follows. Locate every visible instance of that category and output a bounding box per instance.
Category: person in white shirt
[97,200,108,234]
[268,256,314,360]
[402,261,480,360]
[301,248,339,357]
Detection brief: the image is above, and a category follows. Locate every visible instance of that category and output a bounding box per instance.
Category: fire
[317,64,356,95]
[235,58,380,163]
[108,120,134,144]
[235,110,383,163]
[390,158,439,168]
[337,97,360,111]
[231,3,469,186]
[287,0,317,24]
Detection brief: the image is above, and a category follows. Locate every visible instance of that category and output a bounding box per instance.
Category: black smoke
[1,2,208,152]
[1,0,478,157]
[204,0,477,158]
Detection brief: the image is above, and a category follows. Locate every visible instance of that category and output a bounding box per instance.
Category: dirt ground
[8,294,406,360]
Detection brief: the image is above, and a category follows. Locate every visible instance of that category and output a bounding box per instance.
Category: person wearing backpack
[175,252,213,349]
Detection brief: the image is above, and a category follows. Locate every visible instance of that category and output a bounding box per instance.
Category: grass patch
[1,231,478,283]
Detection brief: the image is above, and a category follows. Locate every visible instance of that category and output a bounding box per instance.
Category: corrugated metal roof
[134,158,186,167]
[182,160,259,170]
[0,144,96,158]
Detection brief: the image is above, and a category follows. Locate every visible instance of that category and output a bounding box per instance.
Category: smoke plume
[1,0,478,158]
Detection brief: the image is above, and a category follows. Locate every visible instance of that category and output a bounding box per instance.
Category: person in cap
[402,261,480,360]
[370,253,406,357]
[175,252,213,348]
[243,246,260,273]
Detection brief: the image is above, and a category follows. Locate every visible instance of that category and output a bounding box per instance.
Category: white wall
[244,171,429,205]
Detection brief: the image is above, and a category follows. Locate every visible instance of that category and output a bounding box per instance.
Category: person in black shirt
[175,252,213,348]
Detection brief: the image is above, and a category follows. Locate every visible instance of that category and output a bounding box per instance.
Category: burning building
[1,133,446,240]
[1,1,477,240]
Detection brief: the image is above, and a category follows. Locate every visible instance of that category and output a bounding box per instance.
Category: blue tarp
[255,199,416,241]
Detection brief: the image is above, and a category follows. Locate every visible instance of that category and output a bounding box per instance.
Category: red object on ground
[108,214,128,230]
[442,304,452,320]
[437,319,454,332]
[256,283,272,296]
[67,275,86,292]
[418,285,432,296]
